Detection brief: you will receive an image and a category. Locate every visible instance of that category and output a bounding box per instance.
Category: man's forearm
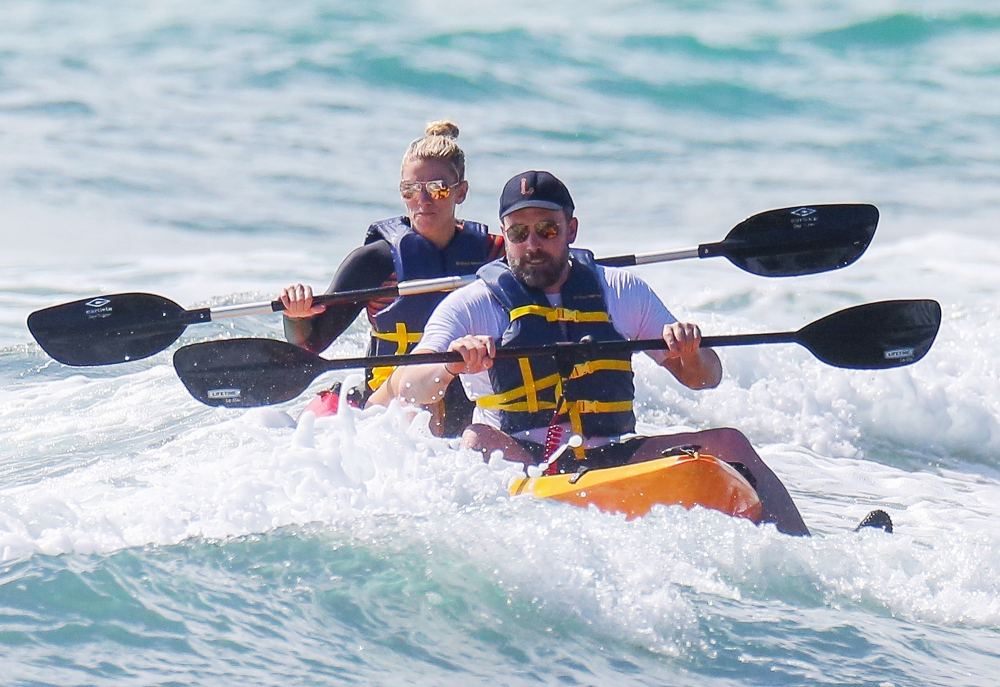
[663,349,722,390]
[389,356,456,405]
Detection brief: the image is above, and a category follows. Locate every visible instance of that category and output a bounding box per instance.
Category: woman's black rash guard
[282,240,395,353]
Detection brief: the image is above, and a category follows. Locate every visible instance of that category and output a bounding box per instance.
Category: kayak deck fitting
[509,451,763,522]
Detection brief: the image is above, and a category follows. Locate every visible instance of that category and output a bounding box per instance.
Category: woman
[280,121,504,435]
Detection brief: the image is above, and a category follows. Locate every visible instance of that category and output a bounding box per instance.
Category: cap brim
[500,200,569,219]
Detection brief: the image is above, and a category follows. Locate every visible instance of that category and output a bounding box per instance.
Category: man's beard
[509,245,570,289]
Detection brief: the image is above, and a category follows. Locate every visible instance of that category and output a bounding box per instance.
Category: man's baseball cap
[499,170,575,219]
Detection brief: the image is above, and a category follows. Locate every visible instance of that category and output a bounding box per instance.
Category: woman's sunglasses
[502,220,561,244]
[399,179,460,201]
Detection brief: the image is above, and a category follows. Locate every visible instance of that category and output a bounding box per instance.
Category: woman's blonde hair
[401,120,466,181]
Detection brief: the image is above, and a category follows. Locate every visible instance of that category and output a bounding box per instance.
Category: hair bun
[424,120,460,139]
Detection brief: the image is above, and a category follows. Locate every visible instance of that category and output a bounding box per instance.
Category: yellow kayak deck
[509,452,762,522]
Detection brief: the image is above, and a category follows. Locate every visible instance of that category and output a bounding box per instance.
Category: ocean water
[2,1,999,685]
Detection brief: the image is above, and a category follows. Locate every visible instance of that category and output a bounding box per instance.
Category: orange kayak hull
[509,452,762,522]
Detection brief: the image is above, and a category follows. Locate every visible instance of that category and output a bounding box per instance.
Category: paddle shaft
[602,234,873,268]
[214,222,873,318]
[299,332,795,374]
[208,274,478,320]
[203,247,711,320]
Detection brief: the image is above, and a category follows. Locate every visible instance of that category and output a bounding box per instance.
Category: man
[387,170,809,535]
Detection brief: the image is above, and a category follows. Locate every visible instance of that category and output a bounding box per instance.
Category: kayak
[304,390,762,523]
[509,451,763,522]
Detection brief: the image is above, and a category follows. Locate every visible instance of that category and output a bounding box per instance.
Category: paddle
[596,203,877,275]
[172,299,939,408]
[28,203,877,367]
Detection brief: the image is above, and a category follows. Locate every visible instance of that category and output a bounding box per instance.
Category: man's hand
[661,321,703,360]
[445,335,496,375]
[659,321,721,390]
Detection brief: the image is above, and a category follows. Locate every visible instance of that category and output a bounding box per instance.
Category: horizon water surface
[2,2,999,685]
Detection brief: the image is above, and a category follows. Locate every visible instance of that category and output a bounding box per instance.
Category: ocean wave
[812,11,1000,50]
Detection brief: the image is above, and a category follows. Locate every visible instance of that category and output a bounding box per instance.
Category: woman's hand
[279,283,327,318]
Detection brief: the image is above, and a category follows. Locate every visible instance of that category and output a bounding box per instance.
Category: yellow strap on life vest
[476,370,562,412]
[563,399,634,460]
[368,323,423,390]
[518,358,539,413]
[475,360,633,414]
[567,399,586,460]
[570,400,634,414]
[569,359,632,378]
[508,305,611,324]
[368,365,393,391]
[372,322,423,354]
[477,399,562,413]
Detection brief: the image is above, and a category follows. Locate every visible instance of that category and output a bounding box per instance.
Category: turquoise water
[2,1,999,685]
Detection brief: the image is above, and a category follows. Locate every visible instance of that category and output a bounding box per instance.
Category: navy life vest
[365,216,494,389]
[475,249,636,439]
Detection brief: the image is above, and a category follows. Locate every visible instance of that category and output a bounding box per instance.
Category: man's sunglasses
[502,220,561,244]
[399,179,460,201]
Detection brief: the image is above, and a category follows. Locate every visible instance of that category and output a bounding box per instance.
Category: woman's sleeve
[283,241,395,353]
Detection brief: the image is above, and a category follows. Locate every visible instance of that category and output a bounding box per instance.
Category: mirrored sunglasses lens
[536,221,560,239]
[427,182,451,200]
[505,224,530,243]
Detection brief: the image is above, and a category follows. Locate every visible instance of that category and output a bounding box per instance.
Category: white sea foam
[0,397,515,560]
[3,382,999,638]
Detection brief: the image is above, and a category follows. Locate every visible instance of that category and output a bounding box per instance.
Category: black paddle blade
[173,338,327,407]
[797,299,941,370]
[27,293,195,366]
[708,204,878,277]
